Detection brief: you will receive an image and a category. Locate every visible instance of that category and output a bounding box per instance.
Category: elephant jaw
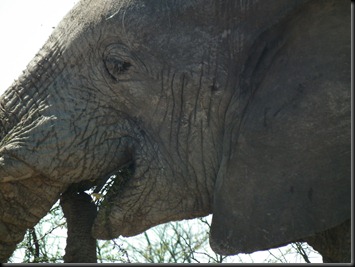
[91,151,212,241]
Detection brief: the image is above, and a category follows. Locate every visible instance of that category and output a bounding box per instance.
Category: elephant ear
[209,0,350,255]
[211,136,351,255]
[209,65,351,257]
[209,89,351,255]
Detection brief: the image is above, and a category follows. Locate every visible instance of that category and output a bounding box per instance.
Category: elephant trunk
[0,33,136,262]
[0,39,63,135]
[0,175,64,263]
[0,41,62,181]
[0,41,68,262]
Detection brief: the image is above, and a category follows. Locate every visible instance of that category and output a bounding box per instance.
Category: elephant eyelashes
[104,57,132,81]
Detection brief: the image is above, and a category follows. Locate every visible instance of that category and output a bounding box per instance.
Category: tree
[9,203,66,263]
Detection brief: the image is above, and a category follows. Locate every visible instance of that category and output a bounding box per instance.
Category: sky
[0,1,323,263]
[0,0,77,94]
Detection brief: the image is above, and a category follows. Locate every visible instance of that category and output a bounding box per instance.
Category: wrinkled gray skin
[0,0,351,263]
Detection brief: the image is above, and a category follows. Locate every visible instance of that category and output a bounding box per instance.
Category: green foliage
[97,240,130,263]
[8,202,321,263]
[9,202,66,263]
[122,221,210,263]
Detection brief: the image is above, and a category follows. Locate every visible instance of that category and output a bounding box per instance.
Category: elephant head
[0,0,350,263]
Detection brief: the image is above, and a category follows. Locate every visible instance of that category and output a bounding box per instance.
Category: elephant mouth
[87,161,134,207]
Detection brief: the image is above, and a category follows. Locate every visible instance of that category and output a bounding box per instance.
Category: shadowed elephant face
[0,0,226,244]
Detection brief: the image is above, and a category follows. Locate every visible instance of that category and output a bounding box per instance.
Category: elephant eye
[104,57,132,81]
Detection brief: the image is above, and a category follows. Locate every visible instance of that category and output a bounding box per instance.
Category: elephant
[0,0,351,263]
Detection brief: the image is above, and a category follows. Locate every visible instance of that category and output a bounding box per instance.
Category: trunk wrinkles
[0,40,63,144]
[0,35,66,262]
